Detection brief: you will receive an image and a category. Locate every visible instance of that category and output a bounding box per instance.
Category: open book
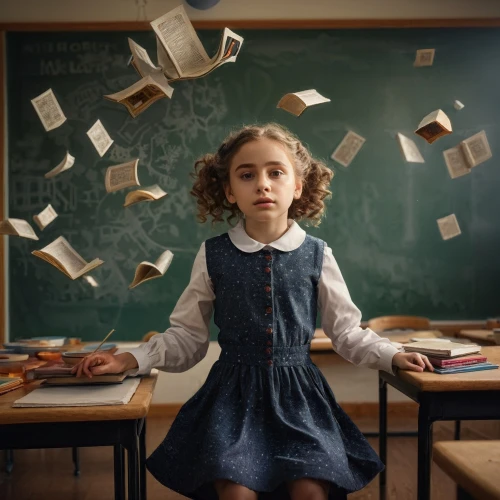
[104,72,174,118]
[415,109,452,144]
[32,236,104,280]
[45,151,75,179]
[277,89,330,117]
[0,218,38,240]
[105,159,140,193]
[124,184,167,207]
[128,37,163,78]
[129,249,174,289]
[150,5,243,81]
[33,204,58,230]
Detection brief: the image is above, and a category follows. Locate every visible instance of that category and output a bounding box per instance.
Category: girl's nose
[256,175,270,192]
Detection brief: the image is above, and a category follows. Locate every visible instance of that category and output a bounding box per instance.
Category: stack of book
[28,365,126,386]
[0,376,23,395]
[403,340,499,374]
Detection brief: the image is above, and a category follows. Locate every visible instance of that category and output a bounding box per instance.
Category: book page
[150,5,210,77]
[414,48,435,67]
[437,214,462,241]
[396,133,425,163]
[461,130,492,167]
[129,262,158,289]
[31,88,67,132]
[128,38,161,77]
[276,94,304,116]
[33,204,58,230]
[443,146,471,179]
[86,119,114,157]
[32,236,89,279]
[294,89,331,107]
[0,218,39,240]
[45,151,75,179]
[155,249,174,274]
[331,131,366,167]
[83,275,99,287]
[105,160,140,193]
[156,36,180,80]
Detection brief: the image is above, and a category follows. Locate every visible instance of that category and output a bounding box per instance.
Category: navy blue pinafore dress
[146,233,384,499]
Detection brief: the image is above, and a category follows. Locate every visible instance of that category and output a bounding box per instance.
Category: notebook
[433,363,499,374]
[403,340,481,358]
[12,377,141,407]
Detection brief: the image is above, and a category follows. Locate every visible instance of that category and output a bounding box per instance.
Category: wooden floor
[1,416,499,500]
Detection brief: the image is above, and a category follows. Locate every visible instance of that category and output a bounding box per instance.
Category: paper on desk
[12,378,140,407]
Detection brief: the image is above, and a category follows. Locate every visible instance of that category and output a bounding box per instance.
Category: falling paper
[396,133,425,163]
[414,48,435,67]
[331,131,366,167]
[31,89,67,132]
[437,214,461,240]
[87,119,114,157]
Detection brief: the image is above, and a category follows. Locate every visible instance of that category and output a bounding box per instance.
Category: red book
[429,354,487,368]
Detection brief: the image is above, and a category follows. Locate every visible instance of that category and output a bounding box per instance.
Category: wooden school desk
[378,346,500,500]
[0,372,157,500]
[457,329,497,345]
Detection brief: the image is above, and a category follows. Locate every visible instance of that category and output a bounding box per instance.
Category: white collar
[228,219,306,253]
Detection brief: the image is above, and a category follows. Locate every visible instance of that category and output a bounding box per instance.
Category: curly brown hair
[190,123,334,227]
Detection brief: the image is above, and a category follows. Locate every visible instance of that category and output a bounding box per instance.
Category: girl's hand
[71,352,138,378]
[392,352,434,373]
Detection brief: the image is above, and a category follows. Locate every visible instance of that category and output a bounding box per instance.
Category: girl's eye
[270,170,284,177]
[240,172,253,180]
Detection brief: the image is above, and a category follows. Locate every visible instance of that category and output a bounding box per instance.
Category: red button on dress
[267,360,273,366]
[266,340,272,346]
[265,348,272,355]
[264,267,271,273]
[266,327,273,334]
[265,255,272,261]
[266,307,272,314]
[265,286,271,293]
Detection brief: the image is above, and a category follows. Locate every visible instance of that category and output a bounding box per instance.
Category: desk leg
[417,401,433,500]
[454,421,461,440]
[5,449,14,474]
[72,447,80,476]
[128,433,140,500]
[379,374,388,500]
[114,445,125,500]
[139,419,147,500]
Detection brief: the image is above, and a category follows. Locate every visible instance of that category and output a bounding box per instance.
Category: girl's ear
[224,183,236,204]
[294,179,303,199]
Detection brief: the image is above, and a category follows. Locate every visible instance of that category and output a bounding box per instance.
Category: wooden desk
[0,373,157,500]
[433,440,500,500]
[379,346,500,500]
[457,329,497,345]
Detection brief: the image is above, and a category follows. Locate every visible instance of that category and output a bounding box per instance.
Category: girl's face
[225,138,302,223]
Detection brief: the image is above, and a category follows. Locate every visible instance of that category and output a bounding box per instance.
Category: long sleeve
[318,245,400,375]
[122,242,215,375]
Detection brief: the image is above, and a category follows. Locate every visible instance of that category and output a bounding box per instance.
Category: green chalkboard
[6,27,500,341]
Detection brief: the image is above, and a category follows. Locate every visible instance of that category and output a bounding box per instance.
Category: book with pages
[31,88,66,132]
[331,131,366,167]
[415,109,452,144]
[128,38,163,78]
[104,73,173,118]
[150,5,243,81]
[32,236,104,280]
[45,151,75,179]
[124,184,167,207]
[86,119,113,157]
[437,214,461,241]
[396,133,425,163]
[277,89,330,117]
[414,48,435,67]
[0,218,38,240]
[33,204,58,230]
[403,340,481,358]
[105,160,140,193]
[129,249,174,289]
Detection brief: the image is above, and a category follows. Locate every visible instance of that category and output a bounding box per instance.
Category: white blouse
[123,220,400,376]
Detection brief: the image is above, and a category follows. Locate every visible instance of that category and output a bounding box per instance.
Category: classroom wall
[2,0,500,23]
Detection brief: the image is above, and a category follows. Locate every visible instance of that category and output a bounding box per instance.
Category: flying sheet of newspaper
[150,5,243,80]
[331,131,366,167]
[31,89,67,132]
[87,119,114,157]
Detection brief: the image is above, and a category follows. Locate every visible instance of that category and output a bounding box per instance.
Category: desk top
[457,330,497,345]
[398,346,500,392]
[0,372,157,425]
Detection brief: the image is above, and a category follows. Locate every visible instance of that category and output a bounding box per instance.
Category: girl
[75,123,433,500]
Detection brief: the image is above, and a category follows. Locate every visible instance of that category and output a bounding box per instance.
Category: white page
[0,218,39,240]
[293,89,330,107]
[128,37,162,77]
[437,214,462,240]
[33,204,58,230]
[443,146,470,179]
[461,130,492,167]
[83,275,99,287]
[105,160,140,193]
[331,131,366,167]
[396,133,425,163]
[31,88,67,132]
[414,48,435,67]
[45,152,75,179]
[87,119,114,157]
[12,378,141,407]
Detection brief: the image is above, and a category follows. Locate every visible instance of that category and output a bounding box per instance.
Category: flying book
[31,88,67,132]
[104,73,174,118]
[128,37,163,78]
[277,89,330,117]
[396,133,425,163]
[433,362,499,374]
[0,218,39,240]
[461,130,492,167]
[453,100,465,110]
[105,159,140,193]
[33,204,58,231]
[124,184,167,207]
[415,109,452,144]
[32,236,104,280]
[86,119,113,157]
[403,340,481,358]
[414,48,435,67]
[45,151,75,179]
[129,249,174,289]
[151,5,243,81]
[437,213,461,241]
[331,131,366,167]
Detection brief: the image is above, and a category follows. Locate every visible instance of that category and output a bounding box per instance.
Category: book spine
[431,359,486,368]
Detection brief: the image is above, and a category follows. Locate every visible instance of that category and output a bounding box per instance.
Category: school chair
[433,440,500,500]
[143,331,160,342]
[368,315,431,332]
[4,447,80,476]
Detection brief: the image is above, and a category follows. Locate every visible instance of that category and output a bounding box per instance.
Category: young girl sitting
[75,123,433,500]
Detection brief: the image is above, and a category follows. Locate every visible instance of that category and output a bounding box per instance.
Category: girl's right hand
[71,352,138,378]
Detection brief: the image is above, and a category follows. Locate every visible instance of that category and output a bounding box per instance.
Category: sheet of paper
[396,133,425,163]
[437,214,462,240]
[443,147,470,179]
[0,219,39,240]
[461,130,492,167]
[87,119,114,157]
[414,48,435,67]
[105,160,140,193]
[45,152,75,179]
[33,204,58,230]
[31,88,67,132]
[331,131,366,167]
[83,275,99,287]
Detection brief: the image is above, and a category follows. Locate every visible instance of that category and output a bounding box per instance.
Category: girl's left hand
[392,352,434,372]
